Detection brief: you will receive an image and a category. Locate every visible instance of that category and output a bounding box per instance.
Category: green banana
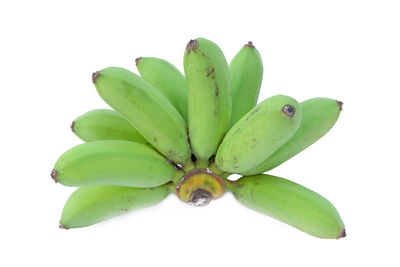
[93,67,192,168]
[60,183,170,229]
[184,38,231,168]
[71,109,147,143]
[229,174,345,239]
[136,57,188,122]
[243,98,342,175]
[216,95,301,173]
[51,140,182,187]
[230,41,263,127]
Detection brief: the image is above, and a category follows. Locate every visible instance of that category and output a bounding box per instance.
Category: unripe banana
[136,57,188,122]
[216,95,301,173]
[243,98,342,175]
[184,38,231,168]
[93,67,192,168]
[71,109,147,143]
[229,174,345,239]
[230,41,263,127]
[60,183,170,229]
[51,140,183,187]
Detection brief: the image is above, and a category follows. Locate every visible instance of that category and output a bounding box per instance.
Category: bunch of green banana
[51,38,345,239]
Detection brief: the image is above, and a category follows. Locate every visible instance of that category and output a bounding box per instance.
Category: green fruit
[230,41,263,127]
[60,183,170,229]
[51,140,182,187]
[184,38,231,168]
[243,98,342,175]
[216,95,301,173]
[93,67,192,168]
[136,57,188,122]
[229,174,345,239]
[52,39,345,237]
[71,109,147,143]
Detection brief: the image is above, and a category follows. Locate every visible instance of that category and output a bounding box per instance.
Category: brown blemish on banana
[70,121,75,132]
[135,57,142,66]
[250,188,256,204]
[224,179,243,192]
[337,229,346,239]
[281,104,295,118]
[59,223,68,230]
[250,107,260,115]
[245,41,255,48]
[186,39,198,53]
[232,154,238,162]
[51,169,58,183]
[92,71,100,83]
[207,67,215,77]
[336,100,343,111]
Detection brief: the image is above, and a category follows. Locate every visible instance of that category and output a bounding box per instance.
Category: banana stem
[166,182,176,194]
[182,160,195,173]
[209,161,230,179]
[195,158,209,169]
[224,179,237,192]
[221,172,231,179]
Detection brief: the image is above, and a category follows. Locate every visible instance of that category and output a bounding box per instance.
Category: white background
[1,0,399,266]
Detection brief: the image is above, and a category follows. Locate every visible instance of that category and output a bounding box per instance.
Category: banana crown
[52,38,345,239]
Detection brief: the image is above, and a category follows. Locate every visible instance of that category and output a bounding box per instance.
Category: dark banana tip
[51,169,58,183]
[186,39,198,51]
[336,100,344,111]
[70,121,75,132]
[59,223,69,230]
[281,104,295,118]
[135,57,142,66]
[337,229,346,239]
[92,71,100,83]
[245,41,255,48]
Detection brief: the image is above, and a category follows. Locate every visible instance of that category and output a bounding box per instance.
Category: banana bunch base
[51,38,345,240]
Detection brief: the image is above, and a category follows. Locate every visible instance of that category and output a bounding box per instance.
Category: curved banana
[93,67,192,168]
[229,174,345,239]
[216,95,301,173]
[51,140,183,187]
[230,41,263,127]
[184,38,231,168]
[136,57,188,122]
[243,98,342,175]
[71,109,147,143]
[60,183,171,229]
